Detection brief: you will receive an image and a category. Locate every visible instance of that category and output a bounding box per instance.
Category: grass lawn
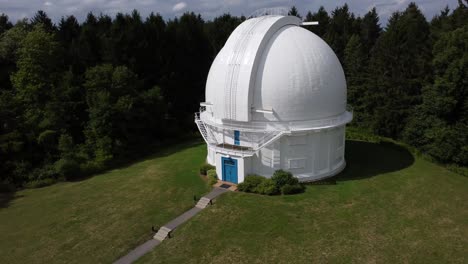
[138,140,468,264]
[0,140,210,263]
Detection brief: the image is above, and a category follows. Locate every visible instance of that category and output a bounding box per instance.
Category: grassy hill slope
[0,141,209,263]
[139,140,468,264]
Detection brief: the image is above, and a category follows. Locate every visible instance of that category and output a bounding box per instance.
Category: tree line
[0,2,466,188]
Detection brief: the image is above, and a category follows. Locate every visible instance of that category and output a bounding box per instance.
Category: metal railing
[194,105,353,156]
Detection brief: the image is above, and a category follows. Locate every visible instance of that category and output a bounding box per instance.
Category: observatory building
[195,15,352,184]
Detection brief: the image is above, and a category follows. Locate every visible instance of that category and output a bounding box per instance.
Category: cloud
[172,2,187,12]
[0,0,459,25]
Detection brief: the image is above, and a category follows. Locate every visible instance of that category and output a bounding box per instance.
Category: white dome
[205,15,347,124]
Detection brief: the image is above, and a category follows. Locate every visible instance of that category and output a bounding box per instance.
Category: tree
[31,10,55,32]
[324,4,355,62]
[367,3,432,138]
[205,14,243,56]
[0,14,12,35]
[11,25,63,133]
[360,8,381,52]
[162,13,211,129]
[288,6,302,19]
[77,13,101,71]
[141,12,166,86]
[58,16,81,72]
[304,7,329,37]
[83,64,141,163]
[404,25,468,165]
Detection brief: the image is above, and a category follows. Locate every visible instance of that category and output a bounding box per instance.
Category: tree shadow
[68,138,205,183]
[333,140,415,181]
[0,191,23,209]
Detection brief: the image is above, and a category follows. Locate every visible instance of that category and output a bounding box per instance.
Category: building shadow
[333,140,415,181]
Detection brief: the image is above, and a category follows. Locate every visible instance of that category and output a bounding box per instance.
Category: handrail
[194,105,354,156]
[198,106,353,132]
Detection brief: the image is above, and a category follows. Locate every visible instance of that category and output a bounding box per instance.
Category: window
[289,158,306,169]
[234,130,240,145]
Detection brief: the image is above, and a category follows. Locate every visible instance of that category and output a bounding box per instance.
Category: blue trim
[234,130,240,145]
[221,157,238,184]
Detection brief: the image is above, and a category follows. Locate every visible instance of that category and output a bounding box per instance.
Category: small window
[234,130,240,145]
[288,136,306,146]
[289,158,306,169]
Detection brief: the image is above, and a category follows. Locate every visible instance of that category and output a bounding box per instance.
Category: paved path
[113,187,228,264]
[113,240,160,264]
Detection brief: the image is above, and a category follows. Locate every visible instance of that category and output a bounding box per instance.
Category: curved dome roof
[205,16,347,123]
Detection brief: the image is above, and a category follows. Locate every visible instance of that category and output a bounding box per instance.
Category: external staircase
[195,112,286,156]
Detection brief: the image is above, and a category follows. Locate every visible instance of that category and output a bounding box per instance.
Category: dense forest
[0,2,466,189]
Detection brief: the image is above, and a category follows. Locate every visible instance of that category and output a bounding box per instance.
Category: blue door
[222,157,238,184]
[234,130,240,145]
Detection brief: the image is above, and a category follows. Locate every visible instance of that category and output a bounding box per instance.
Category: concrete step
[153,226,172,241]
[195,197,211,209]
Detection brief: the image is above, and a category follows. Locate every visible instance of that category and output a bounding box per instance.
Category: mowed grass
[0,141,210,264]
[139,140,468,264]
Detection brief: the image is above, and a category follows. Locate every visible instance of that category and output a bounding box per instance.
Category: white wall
[250,126,346,181]
[207,125,346,183]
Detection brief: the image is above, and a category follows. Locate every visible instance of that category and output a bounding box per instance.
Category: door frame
[221,157,238,184]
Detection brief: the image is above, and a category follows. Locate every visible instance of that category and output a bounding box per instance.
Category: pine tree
[0,14,12,35]
[304,6,329,37]
[288,6,302,19]
[360,8,381,52]
[31,10,55,32]
[324,4,355,62]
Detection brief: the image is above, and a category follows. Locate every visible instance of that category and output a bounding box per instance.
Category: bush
[254,179,279,195]
[281,183,305,195]
[80,161,104,177]
[206,169,218,186]
[55,158,82,180]
[237,174,265,192]
[28,164,58,182]
[24,178,57,188]
[200,163,215,175]
[237,172,302,196]
[271,170,298,189]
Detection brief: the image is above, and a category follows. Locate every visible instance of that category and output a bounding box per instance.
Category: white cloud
[0,0,458,24]
[172,2,187,12]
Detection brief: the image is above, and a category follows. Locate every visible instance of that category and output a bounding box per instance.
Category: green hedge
[238,170,304,196]
[237,175,265,192]
[200,163,215,175]
[254,178,279,195]
[271,170,299,189]
[206,169,218,186]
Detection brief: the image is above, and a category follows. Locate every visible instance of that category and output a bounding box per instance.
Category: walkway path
[113,187,228,264]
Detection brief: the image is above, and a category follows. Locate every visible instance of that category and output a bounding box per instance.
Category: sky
[0,0,458,26]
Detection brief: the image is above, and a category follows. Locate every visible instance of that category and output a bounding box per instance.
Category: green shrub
[55,158,82,180]
[28,164,58,182]
[237,174,265,192]
[254,178,279,195]
[200,163,215,175]
[281,183,305,195]
[24,178,57,188]
[271,170,298,189]
[206,169,218,186]
[80,161,102,176]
